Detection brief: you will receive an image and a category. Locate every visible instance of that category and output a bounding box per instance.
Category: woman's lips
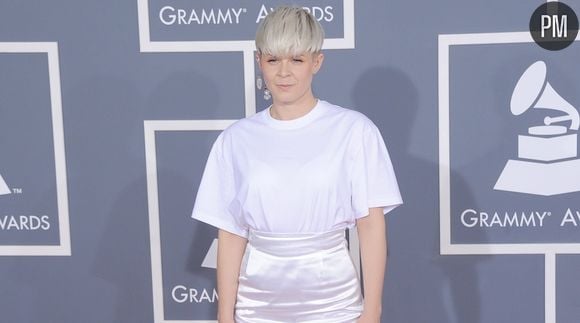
[277,84,293,90]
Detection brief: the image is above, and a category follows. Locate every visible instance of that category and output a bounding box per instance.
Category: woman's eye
[292,58,303,62]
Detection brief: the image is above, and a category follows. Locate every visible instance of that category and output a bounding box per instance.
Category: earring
[256,74,271,100]
[256,74,263,90]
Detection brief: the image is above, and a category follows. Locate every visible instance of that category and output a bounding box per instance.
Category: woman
[191,6,402,323]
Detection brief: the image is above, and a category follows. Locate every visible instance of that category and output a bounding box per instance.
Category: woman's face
[258,51,324,107]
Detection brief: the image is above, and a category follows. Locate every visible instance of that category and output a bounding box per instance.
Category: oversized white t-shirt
[191,99,403,238]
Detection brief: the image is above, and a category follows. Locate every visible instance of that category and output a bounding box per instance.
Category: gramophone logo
[201,238,217,269]
[494,60,580,196]
[0,173,10,196]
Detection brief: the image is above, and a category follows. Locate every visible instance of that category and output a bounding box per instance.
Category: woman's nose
[278,60,291,76]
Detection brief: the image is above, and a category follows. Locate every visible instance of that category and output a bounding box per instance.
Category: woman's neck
[270,94,318,121]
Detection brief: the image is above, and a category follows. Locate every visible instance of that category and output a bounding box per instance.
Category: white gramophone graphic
[201,238,218,269]
[0,173,10,196]
[494,60,580,196]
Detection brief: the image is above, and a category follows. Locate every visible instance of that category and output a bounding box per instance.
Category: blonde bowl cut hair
[255,6,325,57]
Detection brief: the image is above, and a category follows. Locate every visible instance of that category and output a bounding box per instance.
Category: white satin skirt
[235,228,363,323]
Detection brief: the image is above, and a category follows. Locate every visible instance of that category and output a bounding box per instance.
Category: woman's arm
[216,229,248,323]
[356,207,387,322]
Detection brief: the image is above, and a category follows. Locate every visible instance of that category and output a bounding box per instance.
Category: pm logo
[495,61,580,196]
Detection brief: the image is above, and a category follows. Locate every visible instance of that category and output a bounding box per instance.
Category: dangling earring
[256,74,271,100]
[256,74,263,90]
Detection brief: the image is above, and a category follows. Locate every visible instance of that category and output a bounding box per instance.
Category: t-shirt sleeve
[191,131,248,238]
[350,119,403,219]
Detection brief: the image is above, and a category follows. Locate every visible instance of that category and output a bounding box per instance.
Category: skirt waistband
[247,228,347,257]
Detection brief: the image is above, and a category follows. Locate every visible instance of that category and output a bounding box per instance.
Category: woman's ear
[312,52,324,74]
[255,53,262,71]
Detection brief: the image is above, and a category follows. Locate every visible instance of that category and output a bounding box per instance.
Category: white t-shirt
[191,99,403,238]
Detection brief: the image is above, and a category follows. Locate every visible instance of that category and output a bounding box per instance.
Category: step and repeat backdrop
[1,1,579,323]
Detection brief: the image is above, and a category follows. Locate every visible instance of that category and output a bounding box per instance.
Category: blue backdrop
[0,1,578,322]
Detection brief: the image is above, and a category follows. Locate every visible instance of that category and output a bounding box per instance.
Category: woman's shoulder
[320,100,375,129]
[218,110,264,137]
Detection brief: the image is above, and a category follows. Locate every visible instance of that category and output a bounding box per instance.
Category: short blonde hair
[255,6,325,56]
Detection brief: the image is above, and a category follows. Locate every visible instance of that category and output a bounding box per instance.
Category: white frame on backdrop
[0,42,71,256]
[144,122,361,323]
[137,0,355,119]
[140,1,357,322]
[439,31,580,323]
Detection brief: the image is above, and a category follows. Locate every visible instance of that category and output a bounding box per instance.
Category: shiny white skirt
[235,229,363,323]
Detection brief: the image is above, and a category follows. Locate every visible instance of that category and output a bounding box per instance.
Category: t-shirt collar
[263,99,325,130]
